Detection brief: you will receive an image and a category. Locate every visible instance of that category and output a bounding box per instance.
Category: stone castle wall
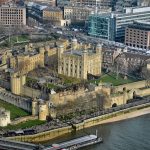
[21,86,41,98]
[0,87,32,112]
[114,80,146,92]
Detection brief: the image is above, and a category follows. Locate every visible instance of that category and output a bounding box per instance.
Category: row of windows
[126,36,147,40]
[126,43,148,49]
[63,62,82,68]
[126,40,147,44]
[1,17,23,20]
[1,20,23,24]
[61,67,82,77]
[126,32,148,37]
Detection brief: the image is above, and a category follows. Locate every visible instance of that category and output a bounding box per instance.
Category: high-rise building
[88,6,150,41]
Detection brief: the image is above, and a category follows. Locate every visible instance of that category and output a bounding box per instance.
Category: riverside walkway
[0,138,44,150]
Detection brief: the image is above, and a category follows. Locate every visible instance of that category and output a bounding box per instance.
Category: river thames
[45,114,150,150]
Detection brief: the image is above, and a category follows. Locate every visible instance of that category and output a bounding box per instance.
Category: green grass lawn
[90,73,137,86]
[0,100,30,119]
[45,83,58,90]
[6,35,29,45]
[26,77,38,83]
[59,74,82,84]
[1,120,46,130]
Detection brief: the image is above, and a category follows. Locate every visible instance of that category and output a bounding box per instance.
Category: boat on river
[44,134,103,150]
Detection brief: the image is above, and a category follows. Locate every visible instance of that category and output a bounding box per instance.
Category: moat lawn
[91,73,137,86]
[9,35,29,44]
[0,99,30,119]
[1,120,46,130]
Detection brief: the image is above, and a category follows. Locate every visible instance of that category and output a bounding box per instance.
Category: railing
[0,138,43,150]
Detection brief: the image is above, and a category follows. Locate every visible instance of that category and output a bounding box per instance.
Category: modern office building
[125,21,150,50]
[88,12,115,40]
[88,6,150,42]
[0,4,26,27]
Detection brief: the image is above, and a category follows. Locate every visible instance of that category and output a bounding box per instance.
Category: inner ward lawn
[0,99,30,119]
[90,73,137,86]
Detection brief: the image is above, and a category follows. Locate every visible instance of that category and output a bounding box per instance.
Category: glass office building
[88,6,150,42]
[88,13,115,40]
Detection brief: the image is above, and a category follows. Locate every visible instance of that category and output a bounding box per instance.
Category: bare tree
[17,59,31,75]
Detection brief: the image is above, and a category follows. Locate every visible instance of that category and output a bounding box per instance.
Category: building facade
[0,4,26,27]
[58,38,102,79]
[43,7,63,22]
[114,51,150,75]
[125,21,150,50]
[9,45,45,74]
[88,6,150,41]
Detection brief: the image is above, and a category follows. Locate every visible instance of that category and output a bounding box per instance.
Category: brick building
[125,21,150,50]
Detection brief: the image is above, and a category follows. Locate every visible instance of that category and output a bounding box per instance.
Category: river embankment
[7,103,150,143]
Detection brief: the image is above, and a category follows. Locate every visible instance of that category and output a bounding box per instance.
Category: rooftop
[64,49,95,56]
[90,6,150,17]
[27,2,48,10]
[43,6,62,12]
[0,3,25,8]
[127,21,150,31]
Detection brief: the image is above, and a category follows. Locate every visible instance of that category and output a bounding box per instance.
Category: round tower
[58,44,64,59]
[39,103,48,121]
[10,73,21,95]
[25,45,28,52]
[32,99,38,116]
[71,38,78,50]
[96,43,103,54]
[21,75,26,86]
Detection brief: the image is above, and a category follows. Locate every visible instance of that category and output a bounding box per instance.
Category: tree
[17,59,31,75]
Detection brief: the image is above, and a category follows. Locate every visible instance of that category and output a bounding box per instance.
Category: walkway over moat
[0,138,44,150]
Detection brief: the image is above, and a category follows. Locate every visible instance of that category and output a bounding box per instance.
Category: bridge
[0,138,44,150]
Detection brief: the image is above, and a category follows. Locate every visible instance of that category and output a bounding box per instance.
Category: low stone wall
[10,116,38,125]
[141,88,150,96]
[114,80,146,93]
[21,86,41,98]
[8,126,73,143]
